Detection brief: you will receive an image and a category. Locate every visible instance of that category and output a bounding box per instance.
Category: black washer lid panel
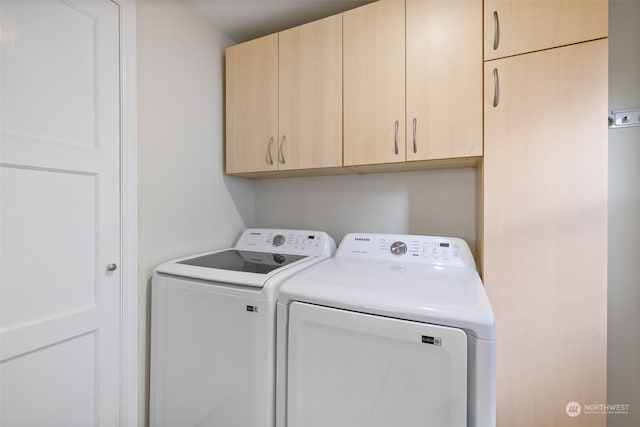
[177,249,307,274]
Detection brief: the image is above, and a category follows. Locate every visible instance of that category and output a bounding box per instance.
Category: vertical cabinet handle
[493,68,500,108]
[493,11,500,51]
[279,135,286,164]
[412,118,417,154]
[266,137,274,165]
[394,120,399,155]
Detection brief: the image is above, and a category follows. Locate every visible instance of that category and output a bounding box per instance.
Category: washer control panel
[235,228,337,256]
[337,233,475,268]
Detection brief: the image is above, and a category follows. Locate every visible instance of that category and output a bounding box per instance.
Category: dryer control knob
[390,241,407,256]
[272,234,286,247]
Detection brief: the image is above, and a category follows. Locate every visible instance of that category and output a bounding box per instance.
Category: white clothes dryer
[276,233,496,427]
[150,228,336,427]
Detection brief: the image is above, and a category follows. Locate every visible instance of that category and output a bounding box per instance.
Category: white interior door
[287,302,468,427]
[0,0,121,425]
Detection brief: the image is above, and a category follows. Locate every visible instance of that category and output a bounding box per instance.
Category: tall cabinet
[482,6,608,426]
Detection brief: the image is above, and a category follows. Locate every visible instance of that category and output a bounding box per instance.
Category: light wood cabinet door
[343,0,406,166]
[279,15,342,171]
[483,39,607,427]
[225,34,278,174]
[406,0,482,161]
[484,0,608,60]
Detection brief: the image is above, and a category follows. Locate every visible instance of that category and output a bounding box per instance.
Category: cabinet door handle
[493,11,500,51]
[412,118,417,154]
[266,137,274,165]
[493,68,500,108]
[394,120,399,155]
[279,135,286,164]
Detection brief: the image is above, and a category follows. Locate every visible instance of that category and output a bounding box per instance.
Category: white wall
[608,1,640,426]
[136,3,255,425]
[255,168,477,255]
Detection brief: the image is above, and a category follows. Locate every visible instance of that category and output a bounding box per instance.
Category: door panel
[1,333,98,425]
[1,0,98,148]
[287,302,467,427]
[0,0,121,424]
[1,168,97,326]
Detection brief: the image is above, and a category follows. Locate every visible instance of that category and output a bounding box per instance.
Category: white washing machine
[275,233,496,427]
[150,228,336,427]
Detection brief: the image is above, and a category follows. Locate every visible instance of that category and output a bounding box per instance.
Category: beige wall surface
[255,168,478,255]
[608,1,640,426]
[136,3,255,425]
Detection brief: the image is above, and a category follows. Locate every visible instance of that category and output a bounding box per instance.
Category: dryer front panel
[287,302,467,427]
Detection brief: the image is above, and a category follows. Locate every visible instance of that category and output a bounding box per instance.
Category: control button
[390,241,407,256]
[272,234,286,247]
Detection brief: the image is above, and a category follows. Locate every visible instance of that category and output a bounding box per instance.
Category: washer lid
[155,249,311,287]
[154,228,337,288]
[278,256,496,340]
[178,250,306,274]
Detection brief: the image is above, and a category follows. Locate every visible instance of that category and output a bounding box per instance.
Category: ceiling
[182,0,374,43]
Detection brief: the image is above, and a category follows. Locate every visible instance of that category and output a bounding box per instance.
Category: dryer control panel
[235,228,337,257]
[337,233,476,268]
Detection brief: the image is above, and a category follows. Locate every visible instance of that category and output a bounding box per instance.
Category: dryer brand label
[246,305,259,313]
[421,335,442,346]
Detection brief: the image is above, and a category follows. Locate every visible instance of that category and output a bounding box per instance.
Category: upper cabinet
[226,0,484,176]
[406,0,482,161]
[484,0,608,60]
[226,16,342,175]
[225,34,278,174]
[343,0,406,167]
[279,15,343,171]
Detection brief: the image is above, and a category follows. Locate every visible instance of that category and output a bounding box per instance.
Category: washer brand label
[354,237,371,242]
[421,335,442,346]
[246,305,259,313]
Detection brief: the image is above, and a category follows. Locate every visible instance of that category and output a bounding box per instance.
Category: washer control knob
[272,234,286,247]
[390,241,407,256]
